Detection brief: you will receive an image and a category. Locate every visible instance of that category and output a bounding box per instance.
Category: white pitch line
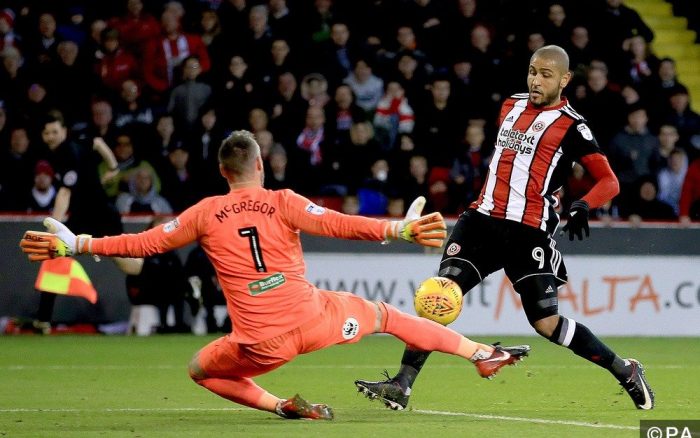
[0,407,247,413]
[0,406,638,431]
[413,409,637,430]
[0,364,688,370]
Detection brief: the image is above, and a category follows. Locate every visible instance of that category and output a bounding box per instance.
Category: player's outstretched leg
[355,303,529,410]
[275,394,334,420]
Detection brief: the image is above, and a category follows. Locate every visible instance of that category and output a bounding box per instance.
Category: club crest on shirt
[342,317,359,340]
[446,242,461,256]
[305,203,326,215]
[532,121,546,132]
[577,123,593,141]
[163,218,180,233]
[62,170,78,187]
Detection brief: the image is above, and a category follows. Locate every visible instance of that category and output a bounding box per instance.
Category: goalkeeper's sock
[548,316,630,381]
[380,303,492,388]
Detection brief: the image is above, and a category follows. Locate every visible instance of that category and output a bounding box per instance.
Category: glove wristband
[570,199,589,213]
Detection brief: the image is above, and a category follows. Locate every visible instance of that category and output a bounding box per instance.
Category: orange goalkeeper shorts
[197,290,382,379]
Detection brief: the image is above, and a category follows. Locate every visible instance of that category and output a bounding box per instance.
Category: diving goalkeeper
[20,130,529,420]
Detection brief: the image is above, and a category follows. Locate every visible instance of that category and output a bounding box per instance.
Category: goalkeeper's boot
[276,394,334,420]
[355,373,410,410]
[619,359,655,410]
[473,344,530,379]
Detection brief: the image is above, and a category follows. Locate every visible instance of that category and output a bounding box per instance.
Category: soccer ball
[413,276,463,325]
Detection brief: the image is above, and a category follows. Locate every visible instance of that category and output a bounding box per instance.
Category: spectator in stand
[113,79,155,136]
[94,28,139,98]
[108,0,161,60]
[413,75,464,169]
[344,58,384,115]
[304,0,336,46]
[446,0,481,55]
[247,107,269,134]
[337,121,382,192]
[167,56,212,132]
[398,0,450,69]
[98,132,160,200]
[0,8,20,51]
[145,113,177,172]
[373,81,415,151]
[626,177,677,224]
[142,10,210,97]
[237,4,273,70]
[541,3,571,47]
[613,34,658,92]
[264,143,298,191]
[116,166,173,214]
[447,122,490,213]
[57,6,87,47]
[25,12,61,69]
[313,21,359,88]
[0,46,29,113]
[213,54,255,131]
[663,85,700,162]
[357,158,394,215]
[400,154,431,212]
[377,25,430,75]
[645,58,685,129]
[269,71,307,146]
[74,99,120,148]
[608,105,663,215]
[292,105,326,191]
[21,82,55,135]
[267,0,299,50]
[160,141,200,212]
[566,26,595,85]
[394,52,429,109]
[657,148,688,216]
[257,38,299,89]
[187,105,228,197]
[574,63,628,150]
[463,23,503,104]
[46,41,91,126]
[23,160,56,213]
[679,157,700,223]
[657,123,681,163]
[593,0,653,67]
[198,8,226,71]
[217,0,249,45]
[325,84,366,147]
[0,125,35,211]
[300,72,331,108]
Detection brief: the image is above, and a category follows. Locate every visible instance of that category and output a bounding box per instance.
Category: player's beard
[529,88,558,108]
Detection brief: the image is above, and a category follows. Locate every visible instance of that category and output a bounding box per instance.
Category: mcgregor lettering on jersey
[497,128,534,154]
[215,200,276,222]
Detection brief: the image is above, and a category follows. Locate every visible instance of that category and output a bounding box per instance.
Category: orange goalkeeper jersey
[92,187,393,343]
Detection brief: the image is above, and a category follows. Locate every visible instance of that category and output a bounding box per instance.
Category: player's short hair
[532,45,570,73]
[218,130,260,176]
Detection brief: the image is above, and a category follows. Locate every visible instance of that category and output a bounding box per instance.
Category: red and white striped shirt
[473,94,602,233]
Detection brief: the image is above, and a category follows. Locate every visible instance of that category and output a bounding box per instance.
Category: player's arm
[52,187,71,223]
[561,120,620,240]
[20,202,205,261]
[282,191,447,247]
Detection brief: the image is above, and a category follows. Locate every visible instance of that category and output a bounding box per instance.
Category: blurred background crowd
[1,0,700,225]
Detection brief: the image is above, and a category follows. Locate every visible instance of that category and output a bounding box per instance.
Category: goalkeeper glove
[387,196,447,248]
[19,218,91,261]
[561,200,590,241]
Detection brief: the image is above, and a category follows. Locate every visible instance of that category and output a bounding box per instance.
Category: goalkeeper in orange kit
[20,130,529,420]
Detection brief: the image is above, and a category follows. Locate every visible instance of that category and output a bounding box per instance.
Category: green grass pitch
[0,335,697,437]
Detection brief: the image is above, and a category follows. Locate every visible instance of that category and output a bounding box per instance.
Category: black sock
[548,316,630,381]
[36,292,57,323]
[395,349,432,390]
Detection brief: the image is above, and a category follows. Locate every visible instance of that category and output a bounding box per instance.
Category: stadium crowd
[1,0,700,224]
